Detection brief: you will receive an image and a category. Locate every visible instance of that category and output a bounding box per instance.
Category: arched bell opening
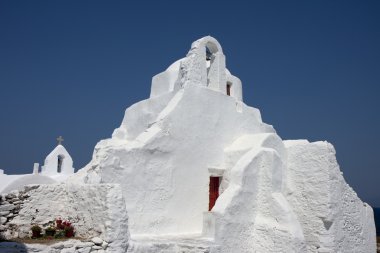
[205,41,220,88]
[57,154,65,173]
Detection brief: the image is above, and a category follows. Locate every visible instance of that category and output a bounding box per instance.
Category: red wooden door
[209,177,220,211]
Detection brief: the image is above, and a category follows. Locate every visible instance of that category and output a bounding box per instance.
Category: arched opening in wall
[57,155,64,173]
[206,46,213,83]
[226,82,232,96]
[205,42,219,87]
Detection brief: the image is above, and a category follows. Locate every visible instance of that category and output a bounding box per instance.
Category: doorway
[209,176,221,211]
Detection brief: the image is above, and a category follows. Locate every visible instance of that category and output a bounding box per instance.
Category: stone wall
[0,238,109,253]
[0,187,26,237]
[0,183,129,252]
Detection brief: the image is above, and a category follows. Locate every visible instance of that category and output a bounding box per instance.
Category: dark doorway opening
[209,177,221,211]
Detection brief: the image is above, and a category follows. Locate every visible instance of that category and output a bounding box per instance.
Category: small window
[226,83,232,96]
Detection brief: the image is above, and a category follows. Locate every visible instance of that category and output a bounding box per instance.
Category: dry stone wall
[0,187,28,237]
[0,183,129,252]
[0,238,109,253]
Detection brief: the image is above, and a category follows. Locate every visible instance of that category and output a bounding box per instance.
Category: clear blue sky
[0,1,379,206]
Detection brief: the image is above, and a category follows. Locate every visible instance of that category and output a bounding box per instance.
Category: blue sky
[0,1,379,206]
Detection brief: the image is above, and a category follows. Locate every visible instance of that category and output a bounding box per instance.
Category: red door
[209,177,220,211]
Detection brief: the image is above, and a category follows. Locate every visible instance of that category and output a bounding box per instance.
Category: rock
[23,184,40,192]
[75,242,94,248]
[101,241,108,249]
[6,213,14,218]
[91,237,103,245]
[92,245,102,250]
[77,247,91,253]
[10,190,19,196]
[63,242,74,248]
[7,198,18,204]
[5,193,16,199]
[0,225,6,231]
[0,211,10,216]
[0,204,14,212]
[61,248,75,253]
[51,243,64,249]
[0,217,7,225]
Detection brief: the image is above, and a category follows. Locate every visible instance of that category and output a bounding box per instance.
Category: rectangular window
[226,83,231,96]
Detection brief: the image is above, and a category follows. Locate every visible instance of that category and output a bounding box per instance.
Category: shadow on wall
[374,208,380,236]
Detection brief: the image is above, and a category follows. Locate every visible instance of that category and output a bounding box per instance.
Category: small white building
[0,140,74,194]
[41,144,74,177]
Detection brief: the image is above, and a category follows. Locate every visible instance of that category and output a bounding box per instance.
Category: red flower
[55,218,75,238]
[56,218,64,229]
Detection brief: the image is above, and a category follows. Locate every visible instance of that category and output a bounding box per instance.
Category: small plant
[45,226,56,236]
[31,225,42,238]
[30,217,75,240]
[62,221,75,238]
[54,230,65,239]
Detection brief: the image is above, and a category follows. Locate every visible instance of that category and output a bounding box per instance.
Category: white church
[0,136,75,194]
[0,36,376,253]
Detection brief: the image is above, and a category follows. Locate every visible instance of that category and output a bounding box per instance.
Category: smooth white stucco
[70,36,376,252]
[0,174,57,193]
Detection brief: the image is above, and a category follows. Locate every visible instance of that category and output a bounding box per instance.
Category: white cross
[57,136,64,145]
